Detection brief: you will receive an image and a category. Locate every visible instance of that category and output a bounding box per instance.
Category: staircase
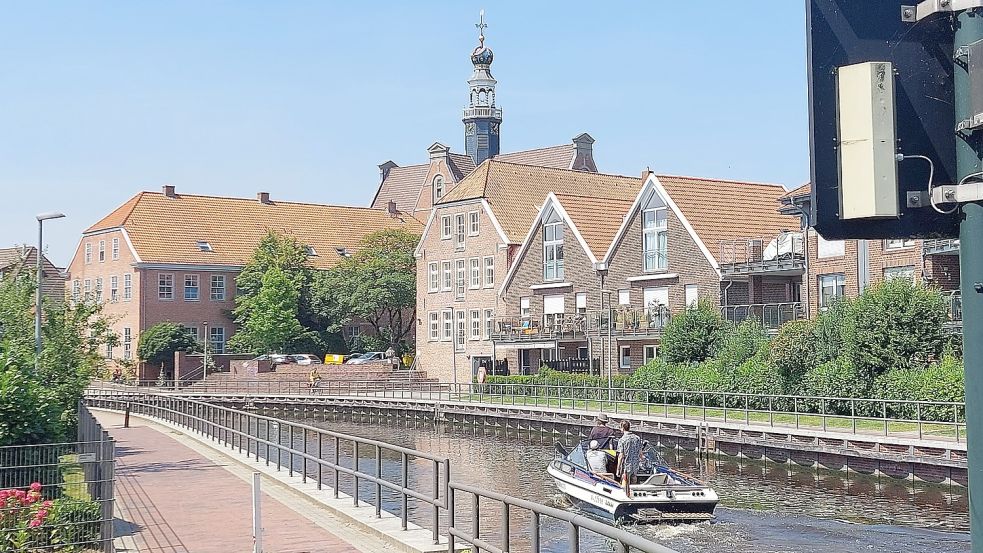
[185,362,436,393]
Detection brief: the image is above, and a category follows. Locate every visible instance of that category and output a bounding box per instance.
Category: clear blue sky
[0,1,808,266]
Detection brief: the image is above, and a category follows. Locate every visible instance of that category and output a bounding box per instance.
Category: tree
[310,229,418,352]
[659,299,728,364]
[228,266,308,354]
[137,323,199,374]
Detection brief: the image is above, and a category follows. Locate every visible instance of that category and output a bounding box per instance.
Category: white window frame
[543,221,565,281]
[110,275,119,303]
[210,275,226,301]
[428,262,439,292]
[158,273,174,300]
[685,284,699,307]
[98,240,106,263]
[123,273,132,301]
[484,308,494,340]
[642,207,668,272]
[884,238,915,250]
[123,328,132,360]
[209,326,226,354]
[576,292,587,315]
[817,235,845,258]
[111,238,120,261]
[84,243,92,264]
[184,274,200,301]
[468,211,480,236]
[455,259,466,300]
[520,297,531,318]
[95,278,103,302]
[455,214,466,250]
[884,265,916,281]
[618,289,631,306]
[441,215,452,240]
[184,325,200,344]
[442,310,453,341]
[470,309,481,340]
[106,341,113,360]
[455,310,466,351]
[483,256,495,288]
[72,279,81,301]
[620,345,632,369]
[441,261,452,292]
[469,258,480,289]
[429,312,439,341]
[434,175,445,202]
[818,273,846,309]
[83,279,91,297]
[644,345,657,364]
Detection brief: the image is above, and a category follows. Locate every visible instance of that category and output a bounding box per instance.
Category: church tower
[463,10,502,166]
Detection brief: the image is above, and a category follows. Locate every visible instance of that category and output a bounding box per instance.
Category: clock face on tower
[466,122,476,135]
[490,123,499,135]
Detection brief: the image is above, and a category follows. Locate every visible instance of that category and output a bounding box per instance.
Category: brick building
[66,186,421,377]
[0,246,64,303]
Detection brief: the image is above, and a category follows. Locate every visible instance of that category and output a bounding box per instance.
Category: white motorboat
[548,441,718,523]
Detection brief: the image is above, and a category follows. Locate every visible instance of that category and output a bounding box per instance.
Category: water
[259,412,970,553]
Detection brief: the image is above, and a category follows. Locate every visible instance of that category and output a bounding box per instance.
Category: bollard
[124,402,131,428]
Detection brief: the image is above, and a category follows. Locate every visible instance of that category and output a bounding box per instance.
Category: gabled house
[0,246,65,304]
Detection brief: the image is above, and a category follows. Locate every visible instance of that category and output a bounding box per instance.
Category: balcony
[923,238,960,256]
[945,290,962,332]
[721,302,803,331]
[491,307,671,344]
[719,233,806,277]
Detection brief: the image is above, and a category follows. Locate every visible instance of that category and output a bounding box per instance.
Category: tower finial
[476,9,487,47]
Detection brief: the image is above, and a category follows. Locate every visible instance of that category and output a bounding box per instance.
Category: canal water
[268,412,970,553]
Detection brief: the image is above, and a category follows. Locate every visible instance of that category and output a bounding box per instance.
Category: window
[484,309,494,340]
[110,276,119,303]
[429,312,439,341]
[98,240,106,262]
[577,347,588,359]
[544,294,565,326]
[434,175,445,201]
[106,341,113,360]
[618,289,630,306]
[111,238,120,261]
[642,208,668,271]
[468,211,480,236]
[483,256,495,287]
[123,328,132,360]
[543,221,565,281]
[520,297,531,318]
[184,325,200,343]
[884,265,916,281]
[644,345,657,364]
[84,243,92,264]
[620,346,632,369]
[469,258,480,289]
[817,235,845,258]
[209,327,226,354]
[644,287,670,312]
[210,275,225,301]
[72,280,81,301]
[470,309,481,340]
[685,284,699,307]
[455,310,466,351]
[818,273,846,308]
[441,216,452,239]
[885,239,915,250]
[83,279,91,297]
[95,278,103,302]
[442,310,453,341]
[455,260,466,299]
[304,245,317,257]
[455,214,466,250]
[184,275,200,301]
[123,274,132,301]
[347,325,361,341]
[428,262,439,292]
[158,273,174,300]
[441,261,452,291]
[196,240,213,252]
[576,292,587,315]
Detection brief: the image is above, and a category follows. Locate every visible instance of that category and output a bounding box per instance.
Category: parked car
[290,354,322,366]
[253,354,292,368]
[345,351,386,365]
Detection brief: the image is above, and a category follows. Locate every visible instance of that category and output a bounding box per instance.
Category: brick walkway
[95,411,365,553]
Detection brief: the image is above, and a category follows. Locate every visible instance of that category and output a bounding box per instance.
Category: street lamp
[202,321,209,381]
[35,212,65,370]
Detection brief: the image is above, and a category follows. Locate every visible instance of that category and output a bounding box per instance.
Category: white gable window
[98,240,106,262]
[84,243,92,264]
[483,256,495,287]
[433,175,444,201]
[685,284,699,307]
[544,294,565,326]
[428,262,439,292]
[441,216,452,240]
[111,238,120,261]
[468,211,480,236]
[817,234,845,258]
[455,214,466,250]
[543,211,565,281]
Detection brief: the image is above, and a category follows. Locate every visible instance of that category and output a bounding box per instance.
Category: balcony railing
[721,302,803,330]
[491,307,671,342]
[719,232,805,276]
[541,357,601,375]
[923,238,960,256]
[946,290,962,329]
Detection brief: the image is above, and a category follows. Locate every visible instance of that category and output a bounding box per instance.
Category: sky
[0,1,809,266]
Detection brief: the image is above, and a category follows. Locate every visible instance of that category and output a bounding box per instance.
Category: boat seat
[644,473,669,486]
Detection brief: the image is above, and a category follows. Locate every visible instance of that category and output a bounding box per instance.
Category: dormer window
[336,247,350,258]
[433,175,445,202]
[305,245,318,257]
[196,241,213,252]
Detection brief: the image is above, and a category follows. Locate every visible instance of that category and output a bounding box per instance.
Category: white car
[344,352,386,365]
[290,354,322,366]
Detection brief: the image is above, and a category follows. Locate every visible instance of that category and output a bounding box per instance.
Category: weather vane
[476,9,487,47]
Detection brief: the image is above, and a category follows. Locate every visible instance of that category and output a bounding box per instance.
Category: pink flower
[41,501,53,508]
[28,517,42,528]
[35,509,48,519]
[29,483,41,493]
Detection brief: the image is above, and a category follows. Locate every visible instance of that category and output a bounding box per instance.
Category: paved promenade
[95,411,380,553]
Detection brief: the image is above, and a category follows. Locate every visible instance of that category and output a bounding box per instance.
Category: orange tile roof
[494,144,575,168]
[656,175,798,262]
[553,193,633,260]
[782,182,811,200]
[439,160,642,242]
[85,192,423,270]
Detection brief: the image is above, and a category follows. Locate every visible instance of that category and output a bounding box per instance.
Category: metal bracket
[907,190,930,208]
[903,0,983,22]
[932,182,983,203]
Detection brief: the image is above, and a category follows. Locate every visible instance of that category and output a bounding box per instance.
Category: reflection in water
[273,412,969,553]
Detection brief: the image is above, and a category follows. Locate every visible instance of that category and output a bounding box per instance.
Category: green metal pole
[956,9,983,552]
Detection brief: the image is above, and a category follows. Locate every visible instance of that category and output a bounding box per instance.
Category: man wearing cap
[586,440,609,474]
[588,413,618,448]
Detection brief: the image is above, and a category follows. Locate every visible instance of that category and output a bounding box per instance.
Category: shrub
[659,299,729,363]
[137,322,200,373]
[626,358,676,400]
[715,319,769,372]
[483,368,627,400]
[769,319,816,391]
[812,298,850,365]
[800,357,870,415]
[874,355,964,421]
[726,355,784,408]
[843,279,948,378]
[0,368,60,447]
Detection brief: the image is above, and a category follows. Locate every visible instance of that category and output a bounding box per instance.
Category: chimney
[641,167,653,180]
[162,184,176,198]
[387,200,398,216]
[379,161,398,182]
[257,192,271,204]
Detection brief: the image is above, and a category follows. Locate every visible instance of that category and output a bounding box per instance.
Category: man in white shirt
[586,440,609,474]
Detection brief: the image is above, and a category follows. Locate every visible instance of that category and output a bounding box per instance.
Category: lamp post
[202,321,209,381]
[35,212,65,370]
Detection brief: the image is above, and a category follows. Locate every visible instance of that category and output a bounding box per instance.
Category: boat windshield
[567,442,588,467]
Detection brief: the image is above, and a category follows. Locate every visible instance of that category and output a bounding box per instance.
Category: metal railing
[946,290,963,327]
[89,380,967,443]
[923,238,960,255]
[719,232,805,275]
[491,307,672,343]
[0,403,114,553]
[720,302,803,329]
[85,391,678,553]
[541,358,601,375]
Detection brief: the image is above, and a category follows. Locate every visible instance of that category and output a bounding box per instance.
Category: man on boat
[588,413,618,448]
[586,440,609,474]
[616,420,643,496]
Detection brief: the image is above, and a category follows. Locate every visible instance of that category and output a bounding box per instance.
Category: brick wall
[925,254,960,291]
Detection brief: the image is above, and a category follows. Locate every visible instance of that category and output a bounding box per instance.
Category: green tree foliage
[136,322,199,369]
[714,318,768,371]
[769,319,816,389]
[812,298,850,365]
[843,278,947,378]
[0,357,60,447]
[875,354,964,420]
[658,299,728,363]
[309,230,418,353]
[235,231,310,299]
[229,267,307,354]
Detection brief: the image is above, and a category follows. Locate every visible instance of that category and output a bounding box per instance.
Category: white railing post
[252,472,263,553]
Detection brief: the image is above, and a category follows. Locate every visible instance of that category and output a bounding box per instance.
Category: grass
[58,455,89,500]
[450,393,961,441]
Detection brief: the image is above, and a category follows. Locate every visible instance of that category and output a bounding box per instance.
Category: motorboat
[548,441,718,523]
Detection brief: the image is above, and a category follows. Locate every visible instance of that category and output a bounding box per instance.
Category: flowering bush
[0,482,100,552]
